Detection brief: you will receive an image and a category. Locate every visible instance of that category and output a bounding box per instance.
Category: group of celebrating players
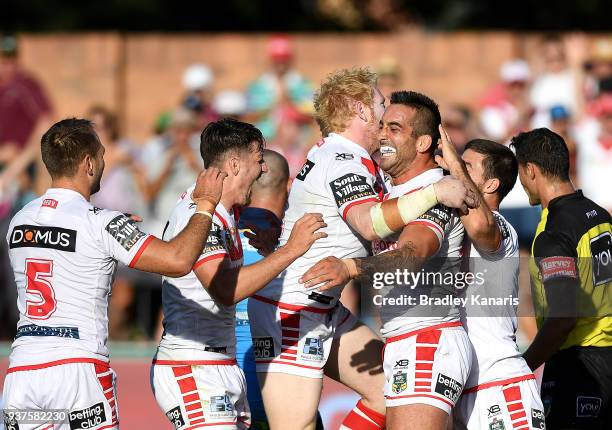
[3,67,611,430]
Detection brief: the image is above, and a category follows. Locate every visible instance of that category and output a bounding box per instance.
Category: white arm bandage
[370,184,438,239]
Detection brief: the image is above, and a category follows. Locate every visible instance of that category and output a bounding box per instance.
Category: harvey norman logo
[9,225,76,252]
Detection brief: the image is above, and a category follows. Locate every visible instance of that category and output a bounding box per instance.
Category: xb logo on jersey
[392,371,407,394]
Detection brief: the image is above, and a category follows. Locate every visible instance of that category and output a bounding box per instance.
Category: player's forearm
[347,202,379,241]
[348,186,439,241]
[460,200,500,252]
[522,317,576,370]
[353,241,423,282]
[212,245,300,305]
[446,161,500,252]
[171,209,215,268]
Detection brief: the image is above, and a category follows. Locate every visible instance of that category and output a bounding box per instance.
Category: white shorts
[454,375,545,430]
[248,295,357,379]
[2,358,119,430]
[150,361,251,430]
[383,322,472,414]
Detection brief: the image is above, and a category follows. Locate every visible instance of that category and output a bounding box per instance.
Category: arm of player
[344,176,476,241]
[195,213,327,306]
[301,223,440,291]
[522,232,578,370]
[435,125,501,252]
[132,167,228,277]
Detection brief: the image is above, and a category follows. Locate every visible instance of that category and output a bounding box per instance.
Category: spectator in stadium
[479,59,533,143]
[87,105,147,216]
[246,35,315,176]
[584,38,612,103]
[375,56,401,99]
[574,93,612,212]
[529,34,583,128]
[548,105,578,185]
[441,103,478,154]
[213,89,248,120]
[513,128,612,429]
[140,107,202,237]
[181,63,219,130]
[0,34,53,338]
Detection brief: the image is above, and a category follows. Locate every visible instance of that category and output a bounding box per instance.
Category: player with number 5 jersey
[3,118,227,430]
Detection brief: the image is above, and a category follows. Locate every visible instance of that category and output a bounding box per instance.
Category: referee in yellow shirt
[511,128,611,429]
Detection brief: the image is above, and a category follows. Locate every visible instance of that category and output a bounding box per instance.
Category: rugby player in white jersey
[3,118,227,430]
[250,70,476,430]
[302,91,475,430]
[433,130,544,430]
[150,119,328,430]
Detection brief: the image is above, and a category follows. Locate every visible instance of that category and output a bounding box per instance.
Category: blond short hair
[313,67,377,136]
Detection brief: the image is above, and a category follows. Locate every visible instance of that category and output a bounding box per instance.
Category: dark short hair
[200,118,265,168]
[390,91,441,153]
[41,118,102,178]
[510,128,570,181]
[465,139,518,201]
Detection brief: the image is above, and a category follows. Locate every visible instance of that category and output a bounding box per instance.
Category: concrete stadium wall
[15,31,600,142]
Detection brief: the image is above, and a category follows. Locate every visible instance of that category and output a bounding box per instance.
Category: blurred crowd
[1,33,611,341]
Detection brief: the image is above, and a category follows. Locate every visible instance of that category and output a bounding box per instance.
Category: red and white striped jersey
[6,188,153,368]
[156,184,244,362]
[463,211,532,389]
[255,133,385,310]
[371,168,465,339]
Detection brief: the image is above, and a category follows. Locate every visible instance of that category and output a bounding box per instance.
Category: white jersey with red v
[156,184,243,363]
[255,132,387,310]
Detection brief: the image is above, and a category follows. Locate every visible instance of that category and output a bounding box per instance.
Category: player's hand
[123,213,143,222]
[435,125,465,177]
[284,213,327,257]
[433,176,478,214]
[299,256,352,292]
[192,167,228,209]
[243,223,282,256]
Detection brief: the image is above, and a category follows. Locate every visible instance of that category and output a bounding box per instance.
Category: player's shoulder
[492,210,515,236]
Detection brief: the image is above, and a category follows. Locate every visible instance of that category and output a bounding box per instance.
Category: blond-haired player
[249,68,475,430]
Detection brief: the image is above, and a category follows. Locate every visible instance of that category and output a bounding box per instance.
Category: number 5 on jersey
[25,258,56,319]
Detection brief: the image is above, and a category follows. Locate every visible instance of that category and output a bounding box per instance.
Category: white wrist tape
[397,184,438,224]
[370,184,438,238]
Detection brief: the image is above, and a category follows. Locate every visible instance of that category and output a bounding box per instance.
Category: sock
[339,399,386,430]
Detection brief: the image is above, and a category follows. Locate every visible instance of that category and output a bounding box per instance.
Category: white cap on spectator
[500,59,531,83]
[183,64,214,91]
[213,90,247,116]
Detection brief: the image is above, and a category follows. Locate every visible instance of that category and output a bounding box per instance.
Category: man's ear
[83,154,94,177]
[526,162,537,181]
[483,178,500,195]
[229,155,240,176]
[355,100,369,123]
[416,135,433,154]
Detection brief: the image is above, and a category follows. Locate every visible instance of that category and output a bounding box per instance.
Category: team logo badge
[302,337,324,358]
[392,371,407,394]
[488,417,505,430]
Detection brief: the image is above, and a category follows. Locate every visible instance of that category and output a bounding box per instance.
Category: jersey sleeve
[475,212,519,261]
[99,211,153,267]
[533,230,578,284]
[192,219,229,270]
[326,156,379,219]
[407,204,453,248]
